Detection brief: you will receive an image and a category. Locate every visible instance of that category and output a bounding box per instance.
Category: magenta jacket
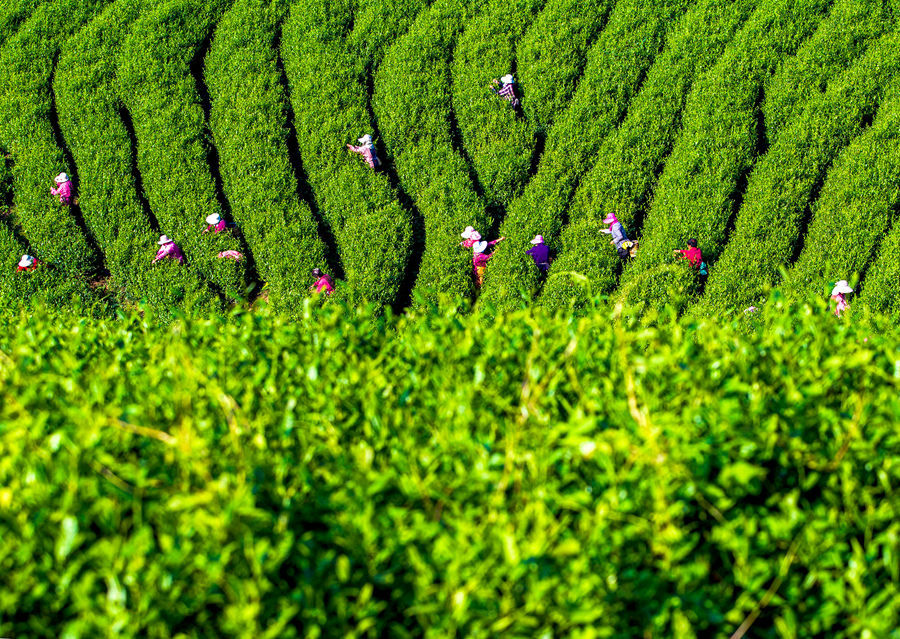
[51,180,73,205]
[153,242,185,264]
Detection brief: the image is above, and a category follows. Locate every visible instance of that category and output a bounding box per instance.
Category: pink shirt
[51,180,73,204]
[831,294,849,316]
[348,144,380,169]
[153,242,184,264]
[205,220,227,233]
[473,253,491,270]
[314,275,334,293]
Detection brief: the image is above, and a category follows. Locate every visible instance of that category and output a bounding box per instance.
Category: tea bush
[541,0,760,311]
[701,33,900,315]
[617,0,832,310]
[0,0,111,276]
[450,0,545,209]
[373,0,491,303]
[790,85,900,300]
[2,296,900,636]
[117,0,248,301]
[762,0,891,145]
[281,0,418,307]
[515,0,614,129]
[860,219,900,319]
[55,0,221,317]
[0,0,42,44]
[205,0,327,313]
[479,0,692,313]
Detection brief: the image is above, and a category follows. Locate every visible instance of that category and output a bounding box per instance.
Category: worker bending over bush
[347,134,381,169]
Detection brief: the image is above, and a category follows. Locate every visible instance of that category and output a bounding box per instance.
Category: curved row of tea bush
[514,0,614,130]
[701,32,900,315]
[479,0,692,313]
[117,0,248,301]
[450,0,544,210]
[373,0,491,302]
[55,0,221,317]
[861,211,900,318]
[540,0,760,311]
[205,0,327,313]
[617,0,832,309]
[2,297,900,636]
[281,0,418,307]
[790,85,900,301]
[0,0,42,45]
[763,0,891,145]
[0,0,110,276]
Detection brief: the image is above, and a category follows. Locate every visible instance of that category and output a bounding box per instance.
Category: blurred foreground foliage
[1,293,899,638]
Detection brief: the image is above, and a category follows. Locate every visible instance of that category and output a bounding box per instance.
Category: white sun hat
[473,240,488,254]
[461,226,476,239]
[500,74,514,84]
[530,235,544,244]
[18,254,34,268]
[206,213,222,225]
[358,134,373,144]
[55,172,69,183]
[157,235,174,246]
[831,280,854,296]
[470,230,482,241]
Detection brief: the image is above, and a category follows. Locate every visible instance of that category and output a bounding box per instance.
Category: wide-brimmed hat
[530,235,544,245]
[18,254,34,267]
[357,134,373,144]
[157,235,174,246]
[831,280,854,296]
[461,226,476,239]
[500,74,514,84]
[473,241,488,254]
[602,213,618,225]
[206,213,221,225]
[55,172,69,184]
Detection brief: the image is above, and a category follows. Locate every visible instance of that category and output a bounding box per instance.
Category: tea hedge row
[479,0,692,313]
[281,0,419,307]
[790,84,900,301]
[0,0,42,46]
[0,0,110,277]
[701,32,900,315]
[55,0,221,317]
[514,0,614,130]
[450,0,544,210]
[205,0,327,314]
[117,0,248,301]
[762,0,890,145]
[861,209,900,318]
[2,297,900,636]
[540,0,760,311]
[617,0,832,310]
[373,0,491,303]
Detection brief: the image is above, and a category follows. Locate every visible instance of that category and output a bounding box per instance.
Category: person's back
[678,239,702,268]
[526,235,550,271]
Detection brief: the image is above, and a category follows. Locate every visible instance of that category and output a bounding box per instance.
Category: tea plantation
[4,0,900,636]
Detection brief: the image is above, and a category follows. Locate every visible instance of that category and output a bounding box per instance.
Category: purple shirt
[154,242,184,264]
[472,253,491,270]
[349,144,380,169]
[206,220,227,233]
[526,243,550,270]
[51,180,73,205]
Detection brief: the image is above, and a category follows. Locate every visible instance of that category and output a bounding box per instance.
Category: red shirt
[679,246,702,268]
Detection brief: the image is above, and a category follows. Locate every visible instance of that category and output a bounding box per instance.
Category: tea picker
[203,213,227,233]
[526,234,551,272]
[472,235,507,287]
[600,213,637,260]
[674,238,707,280]
[831,280,853,317]
[152,235,184,264]
[490,74,520,108]
[347,134,381,169]
[460,226,504,250]
[16,254,41,272]
[50,172,73,206]
[311,267,335,294]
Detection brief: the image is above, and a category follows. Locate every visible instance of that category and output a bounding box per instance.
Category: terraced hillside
[2,0,900,318]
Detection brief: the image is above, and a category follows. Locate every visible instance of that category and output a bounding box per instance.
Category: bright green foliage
[701,33,900,315]
[860,217,900,318]
[117,0,248,301]
[55,0,221,317]
[450,0,545,210]
[618,0,832,310]
[763,0,892,144]
[515,0,614,129]
[0,0,43,45]
[205,0,327,313]
[345,0,432,64]
[373,0,491,303]
[791,86,900,301]
[541,0,759,311]
[0,0,112,277]
[281,0,418,307]
[480,0,692,313]
[2,298,900,636]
